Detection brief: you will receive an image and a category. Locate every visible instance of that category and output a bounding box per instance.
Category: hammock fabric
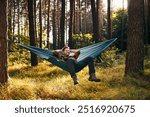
[20,38,117,72]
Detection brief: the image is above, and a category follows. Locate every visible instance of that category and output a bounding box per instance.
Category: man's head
[62,45,70,56]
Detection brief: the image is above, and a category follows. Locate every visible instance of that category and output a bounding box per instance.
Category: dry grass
[0,55,150,100]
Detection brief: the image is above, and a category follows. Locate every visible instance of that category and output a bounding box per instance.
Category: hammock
[20,38,117,72]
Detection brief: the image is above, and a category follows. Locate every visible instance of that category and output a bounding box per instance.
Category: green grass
[0,54,150,100]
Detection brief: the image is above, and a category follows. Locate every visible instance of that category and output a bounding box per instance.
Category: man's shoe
[72,76,79,85]
[89,73,101,82]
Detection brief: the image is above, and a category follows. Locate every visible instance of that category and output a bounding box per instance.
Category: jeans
[66,57,95,77]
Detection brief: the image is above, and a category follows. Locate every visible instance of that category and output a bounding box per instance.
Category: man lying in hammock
[52,46,101,85]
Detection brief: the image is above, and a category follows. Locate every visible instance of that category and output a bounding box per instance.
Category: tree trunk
[69,0,75,48]
[148,0,150,44]
[97,0,103,41]
[73,0,75,34]
[44,0,47,28]
[60,0,65,48]
[65,1,68,44]
[20,1,23,36]
[39,0,42,48]
[34,0,37,44]
[47,0,51,49]
[84,0,87,33]
[107,0,112,39]
[125,0,144,75]
[17,0,20,43]
[8,0,13,51]
[143,0,148,55]
[90,0,99,43]
[13,0,16,41]
[121,0,125,51]
[27,0,38,66]
[0,0,8,84]
[24,19,28,37]
[52,0,57,49]
[75,0,80,34]
[56,0,60,48]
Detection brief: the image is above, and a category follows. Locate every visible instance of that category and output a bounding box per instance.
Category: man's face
[63,47,70,56]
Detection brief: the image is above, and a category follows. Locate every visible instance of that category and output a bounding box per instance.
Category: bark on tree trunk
[34,0,37,44]
[60,0,65,48]
[52,0,57,49]
[107,0,112,39]
[74,0,80,34]
[17,0,20,43]
[0,0,8,84]
[69,0,75,48]
[39,0,42,48]
[148,0,150,44]
[8,0,13,51]
[143,0,148,55]
[27,0,38,66]
[97,0,103,41]
[90,0,99,43]
[13,0,16,41]
[56,0,60,48]
[47,0,51,49]
[84,0,87,33]
[125,0,144,75]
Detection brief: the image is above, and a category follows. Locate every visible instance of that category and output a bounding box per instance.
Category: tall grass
[0,52,150,100]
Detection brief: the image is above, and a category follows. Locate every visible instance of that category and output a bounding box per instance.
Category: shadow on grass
[9,65,68,80]
[9,69,22,77]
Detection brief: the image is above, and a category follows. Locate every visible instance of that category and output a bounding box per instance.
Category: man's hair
[62,45,69,51]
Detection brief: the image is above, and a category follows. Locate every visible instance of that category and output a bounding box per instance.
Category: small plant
[72,33,94,48]
[96,46,119,68]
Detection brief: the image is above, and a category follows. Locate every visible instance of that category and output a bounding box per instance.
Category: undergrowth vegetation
[0,50,150,100]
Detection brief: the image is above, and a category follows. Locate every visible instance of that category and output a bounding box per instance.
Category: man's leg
[82,57,95,74]
[82,57,101,82]
[66,59,78,85]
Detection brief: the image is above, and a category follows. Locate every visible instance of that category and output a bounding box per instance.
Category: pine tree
[27,0,38,66]
[0,0,8,84]
[60,0,65,48]
[107,0,112,39]
[125,0,145,75]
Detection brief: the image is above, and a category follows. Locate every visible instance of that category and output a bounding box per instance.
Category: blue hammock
[20,38,117,72]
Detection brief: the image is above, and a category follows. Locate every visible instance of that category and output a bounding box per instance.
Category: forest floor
[0,53,150,100]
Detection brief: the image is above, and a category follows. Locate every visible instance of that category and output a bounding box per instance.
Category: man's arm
[52,50,61,58]
[70,49,80,53]
[70,49,80,59]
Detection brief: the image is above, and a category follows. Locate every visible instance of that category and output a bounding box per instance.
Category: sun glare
[103,0,128,11]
